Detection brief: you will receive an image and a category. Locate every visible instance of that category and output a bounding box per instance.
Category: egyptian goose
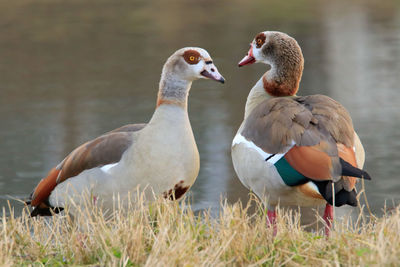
[231,31,371,235]
[26,47,225,216]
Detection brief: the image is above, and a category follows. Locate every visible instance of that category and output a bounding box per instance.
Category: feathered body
[27,47,225,216]
[232,31,370,234]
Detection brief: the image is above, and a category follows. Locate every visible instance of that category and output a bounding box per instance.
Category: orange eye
[255,33,266,48]
[189,56,195,61]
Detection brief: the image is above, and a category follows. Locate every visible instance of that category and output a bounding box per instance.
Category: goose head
[238,31,304,96]
[163,47,225,84]
[238,31,303,67]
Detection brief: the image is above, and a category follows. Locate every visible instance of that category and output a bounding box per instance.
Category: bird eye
[256,38,265,48]
[183,50,201,65]
[255,33,266,48]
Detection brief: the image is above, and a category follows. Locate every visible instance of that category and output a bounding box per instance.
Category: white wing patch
[101,163,118,173]
[232,133,291,164]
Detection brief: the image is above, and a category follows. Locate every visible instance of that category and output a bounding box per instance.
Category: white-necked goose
[231,31,370,235]
[27,47,225,216]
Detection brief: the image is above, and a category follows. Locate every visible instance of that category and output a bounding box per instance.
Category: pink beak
[238,46,256,67]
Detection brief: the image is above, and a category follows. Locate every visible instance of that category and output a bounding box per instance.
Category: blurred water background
[0,0,399,217]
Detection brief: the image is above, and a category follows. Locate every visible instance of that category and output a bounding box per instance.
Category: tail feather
[23,191,34,205]
[30,200,64,217]
[340,158,371,180]
[313,180,358,207]
[312,158,371,207]
[31,206,64,217]
[25,190,63,217]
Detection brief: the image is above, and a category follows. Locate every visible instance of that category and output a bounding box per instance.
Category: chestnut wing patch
[30,168,61,207]
[284,143,340,180]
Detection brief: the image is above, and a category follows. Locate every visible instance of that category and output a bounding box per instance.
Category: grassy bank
[1,196,399,266]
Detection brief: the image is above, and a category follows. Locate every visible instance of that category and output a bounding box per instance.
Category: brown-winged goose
[27,47,225,216]
[231,31,370,235]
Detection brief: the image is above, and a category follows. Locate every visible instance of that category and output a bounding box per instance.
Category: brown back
[242,94,354,154]
[242,95,355,181]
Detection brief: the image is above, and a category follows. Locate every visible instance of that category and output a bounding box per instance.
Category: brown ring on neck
[156,98,186,108]
[262,75,299,97]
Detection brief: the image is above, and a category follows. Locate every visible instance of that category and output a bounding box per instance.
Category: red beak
[238,46,256,67]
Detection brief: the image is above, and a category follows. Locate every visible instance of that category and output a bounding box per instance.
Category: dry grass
[1,195,399,266]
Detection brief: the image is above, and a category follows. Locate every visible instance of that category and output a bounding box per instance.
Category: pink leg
[323,203,333,236]
[267,209,277,236]
[76,233,88,248]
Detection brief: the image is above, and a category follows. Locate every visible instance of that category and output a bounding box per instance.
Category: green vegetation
[1,196,399,266]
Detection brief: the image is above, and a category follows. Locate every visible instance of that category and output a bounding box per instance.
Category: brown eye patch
[183,50,201,65]
[255,33,266,48]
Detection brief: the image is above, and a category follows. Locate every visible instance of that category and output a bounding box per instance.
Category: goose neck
[156,72,191,110]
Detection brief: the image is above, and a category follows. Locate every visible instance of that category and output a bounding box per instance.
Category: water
[1,0,399,217]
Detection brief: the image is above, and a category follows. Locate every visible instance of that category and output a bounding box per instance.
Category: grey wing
[241,95,354,154]
[242,97,333,154]
[295,95,354,147]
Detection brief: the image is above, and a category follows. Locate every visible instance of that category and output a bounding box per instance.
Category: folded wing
[28,123,146,216]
